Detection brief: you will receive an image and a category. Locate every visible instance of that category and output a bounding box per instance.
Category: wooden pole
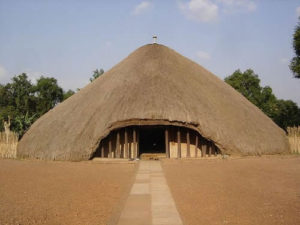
[116,131,120,158]
[109,135,112,158]
[101,142,104,158]
[137,129,139,157]
[201,139,206,157]
[133,128,137,158]
[165,128,169,158]
[195,135,198,158]
[177,128,181,158]
[187,130,190,158]
[124,128,128,159]
[212,143,216,156]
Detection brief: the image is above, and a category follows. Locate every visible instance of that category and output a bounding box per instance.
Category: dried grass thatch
[287,126,300,154]
[17,44,289,160]
[0,131,18,159]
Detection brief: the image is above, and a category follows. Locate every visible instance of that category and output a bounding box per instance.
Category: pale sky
[0,0,299,105]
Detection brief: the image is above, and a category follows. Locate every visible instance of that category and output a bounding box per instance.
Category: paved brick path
[117,160,183,225]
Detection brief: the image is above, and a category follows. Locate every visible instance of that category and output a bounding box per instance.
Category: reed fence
[287,126,300,154]
[0,131,18,158]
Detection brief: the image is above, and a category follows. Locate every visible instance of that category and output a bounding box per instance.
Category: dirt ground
[1,156,300,225]
[0,159,136,225]
[162,155,300,225]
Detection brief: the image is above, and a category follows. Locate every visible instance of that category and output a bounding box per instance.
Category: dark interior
[139,126,165,155]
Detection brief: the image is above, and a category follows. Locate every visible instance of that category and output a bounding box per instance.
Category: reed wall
[0,131,18,159]
[287,126,300,154]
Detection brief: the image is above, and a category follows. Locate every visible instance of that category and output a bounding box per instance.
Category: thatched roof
[17,44,289,160]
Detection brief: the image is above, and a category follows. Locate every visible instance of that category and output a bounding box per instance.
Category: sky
[0,0,300,105]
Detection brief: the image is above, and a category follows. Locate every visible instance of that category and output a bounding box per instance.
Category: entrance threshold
[140,153,166,160]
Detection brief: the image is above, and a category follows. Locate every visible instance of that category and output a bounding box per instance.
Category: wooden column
[177,128,181,158]
[186,130,190,158]
[101,142,104,158]
[116,131,120,158]
[215,146,220,155]
[212,143,216,156]
[201,139,206,157]
[124,128,128,159]
[109,135,112,158]
[133,128,137,158]
[165,128,169,158]
[195,135,198,158]
[137,129,139,157]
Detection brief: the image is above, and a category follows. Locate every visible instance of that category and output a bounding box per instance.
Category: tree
[0,84,16,131]
[273,100,300,129]
[225,69,300,130]
[0,73,69,136]
[224,69,265,106]
[10,73,36,115]
[63,89,75,101]
[0,74,36,136]
[290,17,300,78]
[34,76,63,116]
[256,86,278,119]
[90,69,104,82]
[14,112,36,136]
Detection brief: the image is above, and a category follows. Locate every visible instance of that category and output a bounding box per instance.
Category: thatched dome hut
[17,44,289,161]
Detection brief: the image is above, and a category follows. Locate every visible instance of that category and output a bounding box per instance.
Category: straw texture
[17,44,289,160]
[0,132,18,159]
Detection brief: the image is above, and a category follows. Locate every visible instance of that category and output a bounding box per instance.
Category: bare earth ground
[162,156,300,225]
[0,159,136,225]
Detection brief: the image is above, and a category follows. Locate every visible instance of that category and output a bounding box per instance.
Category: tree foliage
[63,89,75,101]
[290,17,300,78]
[0,68,107,136]
[0,73,74,136]
[90,69,104,82]
[273,100,300,129]
[225,69,300,130]
[224,69,262,106]
[34,76,64,116]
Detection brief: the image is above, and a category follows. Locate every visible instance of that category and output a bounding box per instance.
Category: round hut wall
[91,125,221,159]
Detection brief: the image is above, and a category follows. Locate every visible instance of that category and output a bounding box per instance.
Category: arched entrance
[91,125,220,159]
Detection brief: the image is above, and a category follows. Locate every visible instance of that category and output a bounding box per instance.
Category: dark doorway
[139,126,165,155]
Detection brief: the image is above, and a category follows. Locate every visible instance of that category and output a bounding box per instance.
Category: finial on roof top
[152,35,157,44]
